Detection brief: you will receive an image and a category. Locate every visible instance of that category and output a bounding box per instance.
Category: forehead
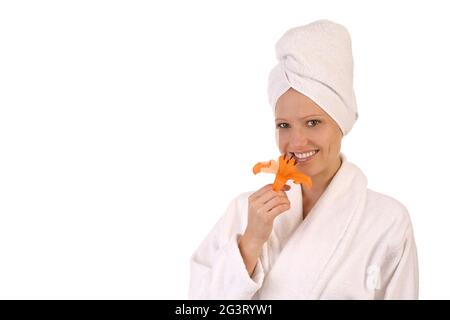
[275,88,325,118]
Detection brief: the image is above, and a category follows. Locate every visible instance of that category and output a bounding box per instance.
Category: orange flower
[253,153,313,192]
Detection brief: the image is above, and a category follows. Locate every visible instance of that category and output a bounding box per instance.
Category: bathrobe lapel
[258,154,368,299]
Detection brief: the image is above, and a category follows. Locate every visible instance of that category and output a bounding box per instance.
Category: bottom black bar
[0,300,444,319]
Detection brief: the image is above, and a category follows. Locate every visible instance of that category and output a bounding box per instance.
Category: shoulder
[363,189,414,250]
[365,189,411,223]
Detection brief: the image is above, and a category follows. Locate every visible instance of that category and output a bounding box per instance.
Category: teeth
[293,150,318,159]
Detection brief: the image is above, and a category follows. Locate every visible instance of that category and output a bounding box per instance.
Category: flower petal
[253,160,278,175]
[253,154,312,191]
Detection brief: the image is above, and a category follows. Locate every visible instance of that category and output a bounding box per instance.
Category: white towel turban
[268,19,358,136]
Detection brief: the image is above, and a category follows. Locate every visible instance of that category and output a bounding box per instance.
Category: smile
[291,150,319,163]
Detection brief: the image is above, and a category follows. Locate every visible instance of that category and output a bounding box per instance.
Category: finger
[260,196,290,215]
[248,184,274,202]
[272,189,290,203]
[267,201,291,219]
[277,189,289,197]
[256,187,290,206]
[254,189,281,207]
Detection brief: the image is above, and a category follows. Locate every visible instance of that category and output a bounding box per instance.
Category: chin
[296,162,321,177]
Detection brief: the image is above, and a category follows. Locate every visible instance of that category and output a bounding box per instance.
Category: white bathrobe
[189,154,419,299]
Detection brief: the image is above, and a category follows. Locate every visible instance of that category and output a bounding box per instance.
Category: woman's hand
[244,183,291,246]
[238,183,291,276]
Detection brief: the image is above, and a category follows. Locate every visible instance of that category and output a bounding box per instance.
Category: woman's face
[275,88,343,180]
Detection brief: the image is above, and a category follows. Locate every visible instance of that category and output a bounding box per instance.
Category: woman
[189,20,418,299]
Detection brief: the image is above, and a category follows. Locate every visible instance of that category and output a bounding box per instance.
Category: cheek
[331,128,342,151]
[323,130,342,155]
[334,137,342,152]
[314,131,338,154]
[275,130,285,148]
[276,130,291,147]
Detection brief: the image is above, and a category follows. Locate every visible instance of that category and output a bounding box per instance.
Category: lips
[291,149,319,163]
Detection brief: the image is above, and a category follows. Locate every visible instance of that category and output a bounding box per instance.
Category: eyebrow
[275,115,324,121]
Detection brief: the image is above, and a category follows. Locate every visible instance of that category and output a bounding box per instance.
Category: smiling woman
[274,88,344,218]
[188,19,418,300]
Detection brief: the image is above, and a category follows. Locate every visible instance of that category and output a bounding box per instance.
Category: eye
[306,119,321,127]
[276,122,289,129]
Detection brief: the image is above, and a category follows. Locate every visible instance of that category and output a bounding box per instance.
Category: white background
[0,0,448,299]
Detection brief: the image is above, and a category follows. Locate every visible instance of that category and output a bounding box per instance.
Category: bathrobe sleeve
[383,224,419,299]
[188,194,265,300]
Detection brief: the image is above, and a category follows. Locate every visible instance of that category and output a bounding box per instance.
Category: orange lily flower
[253,153,313,192]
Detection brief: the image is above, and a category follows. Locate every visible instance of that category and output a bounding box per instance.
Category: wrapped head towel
[268,19,358,136]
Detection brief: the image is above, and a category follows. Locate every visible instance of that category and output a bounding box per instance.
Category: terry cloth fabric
[267,19,358,136]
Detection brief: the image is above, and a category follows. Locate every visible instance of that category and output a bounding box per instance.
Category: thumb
[283,185,291,191]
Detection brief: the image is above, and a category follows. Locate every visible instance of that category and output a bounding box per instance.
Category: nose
[289,128,308,148]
